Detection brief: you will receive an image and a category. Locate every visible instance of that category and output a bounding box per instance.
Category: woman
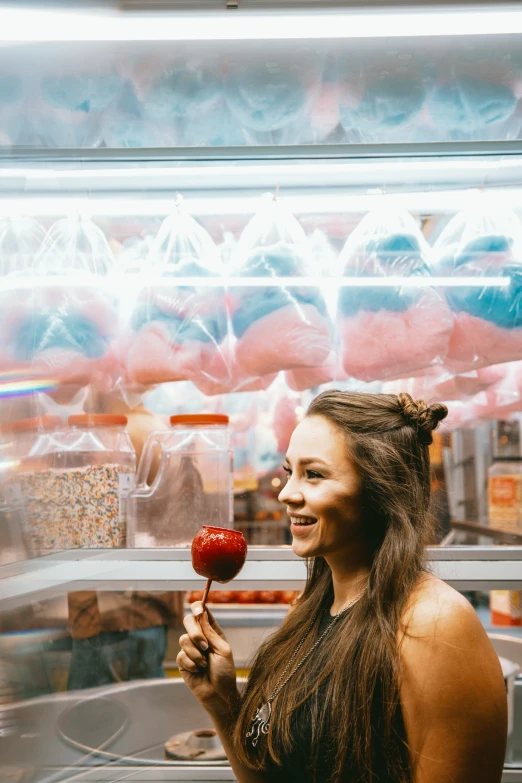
[178,391,507,782]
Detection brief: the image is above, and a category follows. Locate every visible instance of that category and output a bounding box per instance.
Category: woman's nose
[278,479,303,505]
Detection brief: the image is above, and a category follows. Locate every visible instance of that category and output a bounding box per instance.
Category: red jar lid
[170,414,229,426]
[68,414,128,428]
[1,415,63,434]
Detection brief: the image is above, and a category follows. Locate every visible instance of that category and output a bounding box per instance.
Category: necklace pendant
[246,702,271,747]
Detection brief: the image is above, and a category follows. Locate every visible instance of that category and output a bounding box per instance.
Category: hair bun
[397,393,448,446]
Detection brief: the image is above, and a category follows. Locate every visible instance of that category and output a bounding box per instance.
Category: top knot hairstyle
[397,392,448,446]
[234,390,448,783]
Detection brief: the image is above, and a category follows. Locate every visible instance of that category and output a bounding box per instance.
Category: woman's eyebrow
[285,457,328,466]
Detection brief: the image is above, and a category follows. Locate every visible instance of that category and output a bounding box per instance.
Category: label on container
[490,590,522,627]
[490,477,518,505]
[488,474,522,532]
[3,482,23,506]
[118,473,134,502]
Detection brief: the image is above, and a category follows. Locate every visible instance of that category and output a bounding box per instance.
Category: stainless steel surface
[490,636,522,671]
[0,676,521,781]
[0,679,233,780]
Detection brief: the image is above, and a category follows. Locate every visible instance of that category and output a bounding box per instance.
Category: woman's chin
[291,536,317,558]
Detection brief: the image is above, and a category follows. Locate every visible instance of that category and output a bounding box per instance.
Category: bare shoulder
[399,572,479,641]
[398,573,507,783]
[398,572,502,695]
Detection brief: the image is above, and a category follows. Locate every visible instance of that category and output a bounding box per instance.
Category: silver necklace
[246,591,364,748]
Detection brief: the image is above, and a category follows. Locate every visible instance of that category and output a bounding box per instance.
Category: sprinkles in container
[10,413,136,555]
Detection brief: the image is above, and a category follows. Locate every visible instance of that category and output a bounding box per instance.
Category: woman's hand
[177,601,239,715]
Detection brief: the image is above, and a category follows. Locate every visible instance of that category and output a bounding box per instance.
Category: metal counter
[1,675,522,782]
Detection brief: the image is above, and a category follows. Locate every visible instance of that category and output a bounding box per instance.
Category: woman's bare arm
[400,583,507,783]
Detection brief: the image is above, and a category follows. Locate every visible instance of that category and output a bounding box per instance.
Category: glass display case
[2,2,522,781]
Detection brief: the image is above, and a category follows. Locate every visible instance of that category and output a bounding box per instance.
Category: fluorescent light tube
[0,189,521,217]
[2,5,522,41]
[0,275,510,291]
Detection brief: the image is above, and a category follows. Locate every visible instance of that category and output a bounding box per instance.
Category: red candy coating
[191,525,247,584]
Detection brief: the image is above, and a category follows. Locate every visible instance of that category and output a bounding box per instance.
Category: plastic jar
[13,414,136,555]
[488,457,522,533]
[1,415,63,460]
[488,457,522,627]
[128,413,233,547]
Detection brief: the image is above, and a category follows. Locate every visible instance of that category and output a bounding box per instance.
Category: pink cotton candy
[340,292,453,382]
[445,312,522,372]
[309,83,340,140]
[440,401,475,430]
[273,395,300,454]
[192,338,277,396]
[235,303,331,378]
[429,367,500,401]
[471,362,522,419]
[386,366,498,404]
[125,323,217,386]
[285,351,347,392]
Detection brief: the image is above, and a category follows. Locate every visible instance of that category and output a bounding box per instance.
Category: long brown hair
[233,390,448,782]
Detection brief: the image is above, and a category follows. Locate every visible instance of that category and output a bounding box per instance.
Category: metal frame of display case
[2,546,522,610]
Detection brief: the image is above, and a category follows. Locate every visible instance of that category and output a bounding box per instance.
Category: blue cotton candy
[441,234,522,328]
[429,78,517,132]
[231,289,296,338]
[143,63,221,121]
[41,72,122,113]
[103,81,154,148]
[231,243,327,338]
[0,75,23,106]
[340,73,426,133]
[14,313,108,361]
[355,74,426,130]
[159,257,214,278]
[131,304,226,345]
[338,233,431,316]
[225,61,312,132]
[180,102,248,147]
[239,243,303,278]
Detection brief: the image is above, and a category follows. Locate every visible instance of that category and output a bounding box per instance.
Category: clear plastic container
[1,415,63,460]
[12,414,136,555]
[129,413,233,548]
[0,415,66,561]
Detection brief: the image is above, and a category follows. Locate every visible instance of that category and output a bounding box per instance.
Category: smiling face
[278,415,367,562]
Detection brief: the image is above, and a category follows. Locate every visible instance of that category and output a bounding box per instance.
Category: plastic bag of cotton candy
[129,50,223,147]
[383,364,506,406]
[335,206,453,382]
[0,57,42,148]
[223,46,323,146]
[434,202,522,372]
[284,230,346,392]
[228,194,332,384]
[0,216,119,400]
[470,362,522,421]
[124,199,237,394]
[336,47,433,144]
[0,217,46,277]
[35,47,123,148]
[0,217,46,371]
[426,43,522,142]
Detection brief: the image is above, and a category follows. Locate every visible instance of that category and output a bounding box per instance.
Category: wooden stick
[201,578,212,610]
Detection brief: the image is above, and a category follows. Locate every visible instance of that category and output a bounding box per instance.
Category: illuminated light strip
[0,189,521,217]
[2,5,522,41]
[4,157,522,183]
[0,275,510,290]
